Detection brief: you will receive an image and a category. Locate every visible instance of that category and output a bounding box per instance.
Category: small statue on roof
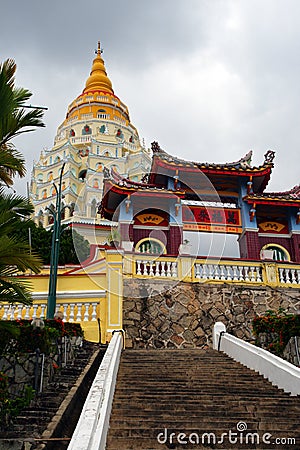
[264,150,275,164]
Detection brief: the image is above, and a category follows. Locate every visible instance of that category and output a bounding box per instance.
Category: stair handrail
[213,321,300,396]
[67,330,123,450]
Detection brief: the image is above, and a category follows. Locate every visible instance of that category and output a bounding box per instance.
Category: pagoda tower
[30,42,151,242]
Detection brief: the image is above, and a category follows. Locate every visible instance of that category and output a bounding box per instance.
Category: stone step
[107,425,299,438]
[109,408,299,419]
[106,348,300,449]
[106,436,297,450]
[0,341,101,441]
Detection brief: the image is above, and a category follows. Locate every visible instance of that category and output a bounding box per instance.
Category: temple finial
[85,41,113,94]
[95,41,102,56]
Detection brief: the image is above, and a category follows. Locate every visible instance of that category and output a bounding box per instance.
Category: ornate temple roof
[99,166,185,220]
[148,143,275,193]
[244,185,300,207]
[150,142,274,175]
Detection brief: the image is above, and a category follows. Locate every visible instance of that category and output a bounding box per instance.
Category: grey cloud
[1,0,300,196]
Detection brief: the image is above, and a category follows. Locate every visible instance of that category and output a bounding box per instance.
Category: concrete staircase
[106,348,300,449]
[0,342,104,449]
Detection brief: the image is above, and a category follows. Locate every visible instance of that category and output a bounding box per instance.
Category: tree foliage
[0,58,45,186]
[0,58,45,304]
[0,195,42,304]
[14,222,90,265]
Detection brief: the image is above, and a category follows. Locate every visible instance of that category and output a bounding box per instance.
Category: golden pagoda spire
[83,41,114,94]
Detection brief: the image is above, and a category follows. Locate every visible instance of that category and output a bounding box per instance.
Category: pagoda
[30,42,151,243]
[100,142,300,262]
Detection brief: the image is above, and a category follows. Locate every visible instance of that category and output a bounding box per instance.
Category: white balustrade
[135,259,178,278]
[194,262,263,283]
[83,304,90,322]
[77,303,82,322]
[69,303,75,322]
[91,303,97,321]
[0,302,98,322]
[32,304,39,319]
[278,267,300,285]
[171,262,178,277]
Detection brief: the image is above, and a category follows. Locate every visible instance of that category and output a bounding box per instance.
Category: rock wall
[0,337,80,397]
[283,336,300,366]
[123,279,300,349]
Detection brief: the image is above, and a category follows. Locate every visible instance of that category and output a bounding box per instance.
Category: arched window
[37,173,43,182]
[111,164,119,172]
[54,155,61,163]
[260,244,290,261]
[96,163,103,172]
[97,109,109,119]
[93,179,99,188]
[79,169,87,181]
[136,238,166,255]
[47,171,53,182]
[42,189,47,199]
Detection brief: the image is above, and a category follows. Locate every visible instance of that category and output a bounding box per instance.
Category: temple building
[19,42,300,344]
[30,42,151,243]
[100,142,300,263]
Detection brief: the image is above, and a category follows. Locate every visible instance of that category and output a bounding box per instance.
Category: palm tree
[0,193,42,304]
[0,58,44,304]
[0,58,45,186]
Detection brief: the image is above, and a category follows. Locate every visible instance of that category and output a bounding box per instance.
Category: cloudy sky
[1,0,300,196]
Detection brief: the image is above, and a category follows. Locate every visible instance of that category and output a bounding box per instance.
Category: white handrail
[67,331,123,450]
[213,321,300,396]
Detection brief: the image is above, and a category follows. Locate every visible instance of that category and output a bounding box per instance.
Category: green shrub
[0,319,84,355]
[252,309,300,356]
[0,371,35,430]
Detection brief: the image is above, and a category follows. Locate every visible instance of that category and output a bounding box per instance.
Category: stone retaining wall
[0,337,80,397]
[283,336,300,366]
[123,280,300,349]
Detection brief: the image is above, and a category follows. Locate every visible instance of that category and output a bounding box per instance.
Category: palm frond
[0,276,33,305]
[0,236,42,273]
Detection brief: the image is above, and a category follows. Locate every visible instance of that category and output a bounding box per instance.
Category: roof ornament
[264,150,275,164]
[151,141,162,153]
[225,150,252,169]
[103,166,111,179]
[95,41,103,56]
[141,173,150,183]
[238,150,252,169]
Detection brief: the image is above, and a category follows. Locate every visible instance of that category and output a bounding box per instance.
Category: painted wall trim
[32,290,106,300]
